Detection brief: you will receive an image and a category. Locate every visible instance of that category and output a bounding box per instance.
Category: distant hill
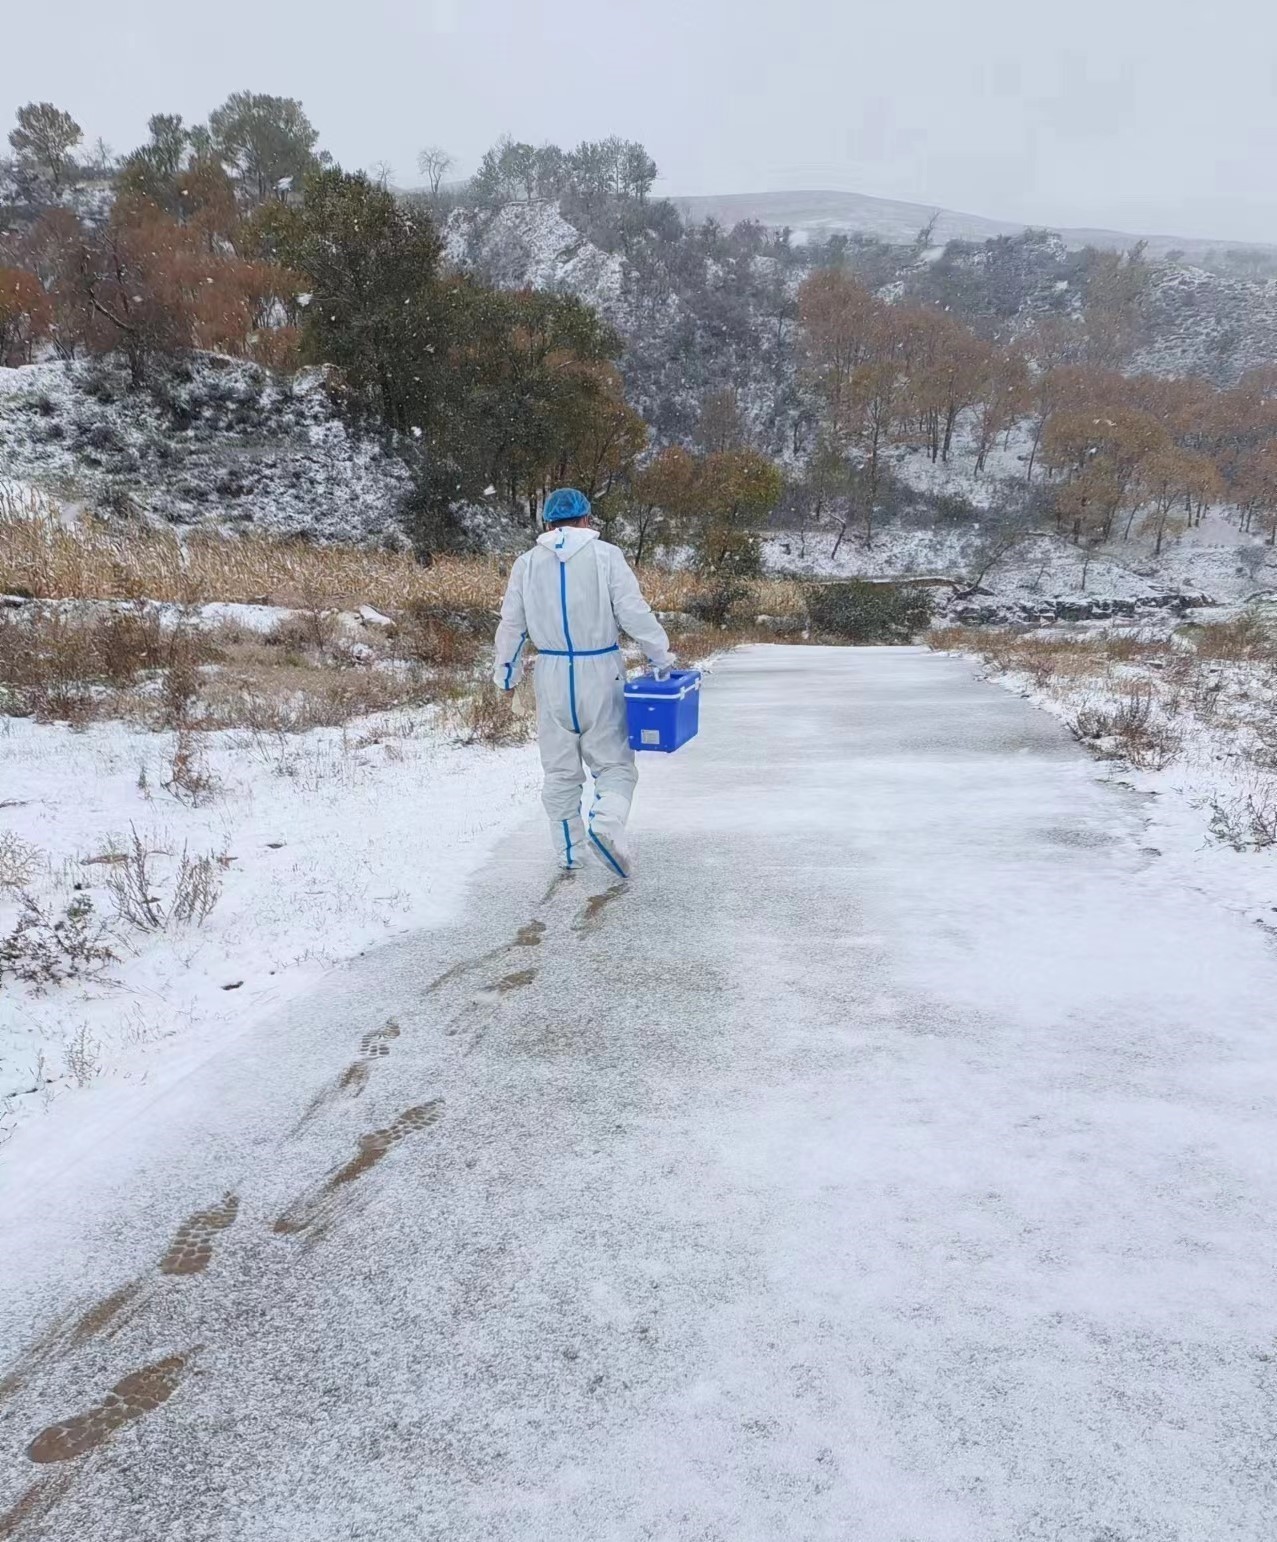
[673,189,1277,266]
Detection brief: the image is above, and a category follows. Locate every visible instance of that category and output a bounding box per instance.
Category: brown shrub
[446,682,535,748]
[105,826,222,929]
[199,658,435,733]
[0,605,225,723]
[1068,682,1181,769]
[98,608,167,682]
[161,729,218,804]
[264,616,317,657]
[1207,789,1277,850]
[398,612,482,671]
[0,607,99,718]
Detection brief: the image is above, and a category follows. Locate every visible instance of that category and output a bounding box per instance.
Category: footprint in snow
[26,1352,195,1465]
[273,1101,444,1242]
[158,1194,241,1277]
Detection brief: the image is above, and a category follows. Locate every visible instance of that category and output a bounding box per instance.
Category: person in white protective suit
[493,487,675,879]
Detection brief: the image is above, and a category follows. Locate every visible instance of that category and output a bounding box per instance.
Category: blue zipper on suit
[558,560,581,734]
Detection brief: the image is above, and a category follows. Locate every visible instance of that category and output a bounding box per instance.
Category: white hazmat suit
[494,525,673,877]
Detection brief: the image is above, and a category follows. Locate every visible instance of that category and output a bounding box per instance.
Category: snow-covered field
[0,709,540,1143]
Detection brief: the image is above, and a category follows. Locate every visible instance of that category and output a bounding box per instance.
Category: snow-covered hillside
[675,188,1277,268]
[1134,264,1277,383]
[449,200,1277,417]
[442,205,1277,608]
[444,204,627,318]
[765,426,1277,612]
[0,357,412,543]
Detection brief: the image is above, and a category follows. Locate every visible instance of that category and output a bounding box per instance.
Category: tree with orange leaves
[973,347,1029,474]
[1137,446,1218,556]
[9,209,87,360]
[70,200,293,384]
[1019,316,1086,481]
[0,268,52,363]
[797,269,880,436]
[1234,446,1277,545]
[629,445,697,565]
[901,307,991,463]
[561,363,648,505]
[1044,405,1168,543]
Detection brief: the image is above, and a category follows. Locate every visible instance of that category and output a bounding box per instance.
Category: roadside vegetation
[930,614,1277,850]
[1,497,945,736]
[0,498,818,746]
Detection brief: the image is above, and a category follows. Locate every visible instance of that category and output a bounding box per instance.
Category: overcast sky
[8,0,1277,244]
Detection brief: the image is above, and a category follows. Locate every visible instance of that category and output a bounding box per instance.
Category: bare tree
[86,137,116,176]
[955,530,1040,599]
[369,160,394,189]
[416,145,454,199]
[913,212,940,252]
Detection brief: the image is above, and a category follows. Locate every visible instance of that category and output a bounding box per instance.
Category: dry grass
[443,682,536,748]
[1067,682,1183,770]
[0,505,817,737]
[0,832,42,891]
[1183,614,1277,664]
[0,604,221,723]
[931,626,1194,687]
[0,600,449,733]
[199,656,439,733]
[104,827,222,930]
[1,502,806,620]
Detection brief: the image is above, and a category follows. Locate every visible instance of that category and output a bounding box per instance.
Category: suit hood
[536,526,599,563]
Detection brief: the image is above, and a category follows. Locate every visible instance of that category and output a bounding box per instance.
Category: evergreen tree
[208,91,327,205]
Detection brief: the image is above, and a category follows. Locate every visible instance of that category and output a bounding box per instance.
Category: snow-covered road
[3,645,1276,1540]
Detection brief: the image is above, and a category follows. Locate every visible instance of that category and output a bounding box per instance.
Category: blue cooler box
[624,669,702,753]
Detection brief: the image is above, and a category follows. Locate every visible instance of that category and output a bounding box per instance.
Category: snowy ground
[0,708,539,1141]
[2,647,1276,1539]
[934,621,1277,929]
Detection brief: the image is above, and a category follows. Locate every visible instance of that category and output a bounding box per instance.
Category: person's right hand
[654,659,675,682]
